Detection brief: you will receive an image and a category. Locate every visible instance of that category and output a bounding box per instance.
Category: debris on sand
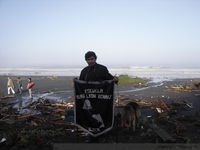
[135,99,152,108]
[0,97,74,126]
[167,84,196,92]
[193,80,200,88]
[114,94,194,117]
[168,100,193,110]
[0,94,199,150]
[0,78,200,149]
[151,99,170,117]
[149,123,175,142]
[114,94,130,107]
[0,95,15,100]
[195,94,200,97]
[134,83,148,88]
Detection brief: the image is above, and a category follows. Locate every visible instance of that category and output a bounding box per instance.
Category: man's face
[86,56,96,66]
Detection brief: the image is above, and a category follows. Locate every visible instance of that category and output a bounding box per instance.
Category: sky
[0,0,200,68]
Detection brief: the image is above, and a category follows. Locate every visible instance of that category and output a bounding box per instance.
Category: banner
[74,79,115,137]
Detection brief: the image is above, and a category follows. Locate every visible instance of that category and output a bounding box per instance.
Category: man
[79,51,118,83]
[79,51,118,143]
[7,77,15,95]
[17,77,22,94]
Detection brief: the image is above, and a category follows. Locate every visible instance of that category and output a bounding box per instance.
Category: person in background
[27,78,35,98]
[17,77,22,94]
[7,77,15,95]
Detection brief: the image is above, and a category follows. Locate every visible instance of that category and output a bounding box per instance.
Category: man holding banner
[74,51,118,143]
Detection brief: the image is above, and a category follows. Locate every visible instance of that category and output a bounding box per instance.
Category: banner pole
[116,83,120,143]
[73,80,79,143]
[76,126,79,142]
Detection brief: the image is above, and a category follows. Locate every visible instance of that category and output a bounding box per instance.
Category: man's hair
[85,51,97,60]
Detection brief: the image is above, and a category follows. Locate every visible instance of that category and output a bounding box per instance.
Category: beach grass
[118,74,145,84]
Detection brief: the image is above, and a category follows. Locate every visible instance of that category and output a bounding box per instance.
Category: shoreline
[1,75,199,95]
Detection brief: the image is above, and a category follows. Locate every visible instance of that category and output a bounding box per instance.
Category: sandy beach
[1,75,200,117]
[1,75,200,149]
[0,76,75,96]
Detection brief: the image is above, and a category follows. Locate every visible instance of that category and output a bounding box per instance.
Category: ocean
[1,63,200,80]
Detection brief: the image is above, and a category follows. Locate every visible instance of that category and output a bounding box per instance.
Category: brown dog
[121,102,141,131]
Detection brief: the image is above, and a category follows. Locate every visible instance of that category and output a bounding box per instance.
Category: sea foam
[0,64,200,79]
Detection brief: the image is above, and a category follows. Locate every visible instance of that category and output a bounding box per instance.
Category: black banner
[74,79,115,137]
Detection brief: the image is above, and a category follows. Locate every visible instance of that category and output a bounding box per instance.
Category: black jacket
[79,63,114,82]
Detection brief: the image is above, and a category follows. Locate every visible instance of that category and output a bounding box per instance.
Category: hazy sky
[0,0,200,68]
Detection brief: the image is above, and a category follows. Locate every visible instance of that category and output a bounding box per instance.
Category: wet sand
[0,76,200,118]
[0,76,75,95]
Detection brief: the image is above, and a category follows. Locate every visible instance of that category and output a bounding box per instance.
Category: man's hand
[73,77,78,81]
[113,75,119,83]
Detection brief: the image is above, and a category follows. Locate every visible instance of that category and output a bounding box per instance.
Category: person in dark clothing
[79,51,118,83]
[17,77,22,94]
[79,51,118,143]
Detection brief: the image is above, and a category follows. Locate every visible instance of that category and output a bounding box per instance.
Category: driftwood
[0,97,74,125]
[151,99,170,117]
[134,84,148,88]
[54,108,65,112]
[52,103,68,107]
[114,95,130,107]
[5,106,19,115]
[135,99,152,108]
[167,84,196,92]
[149,123,175,142]
[193,80,200,87]
[195,94,200,97]
[18,112,32,119]
[169,100,193,109]
[0,95,15,100]
[31,115,49,123]
[51,102,74,109]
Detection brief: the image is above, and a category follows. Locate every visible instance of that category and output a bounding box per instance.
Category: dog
[121,102,141,131]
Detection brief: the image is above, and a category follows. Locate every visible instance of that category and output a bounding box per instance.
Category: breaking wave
[0,63,200,79]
